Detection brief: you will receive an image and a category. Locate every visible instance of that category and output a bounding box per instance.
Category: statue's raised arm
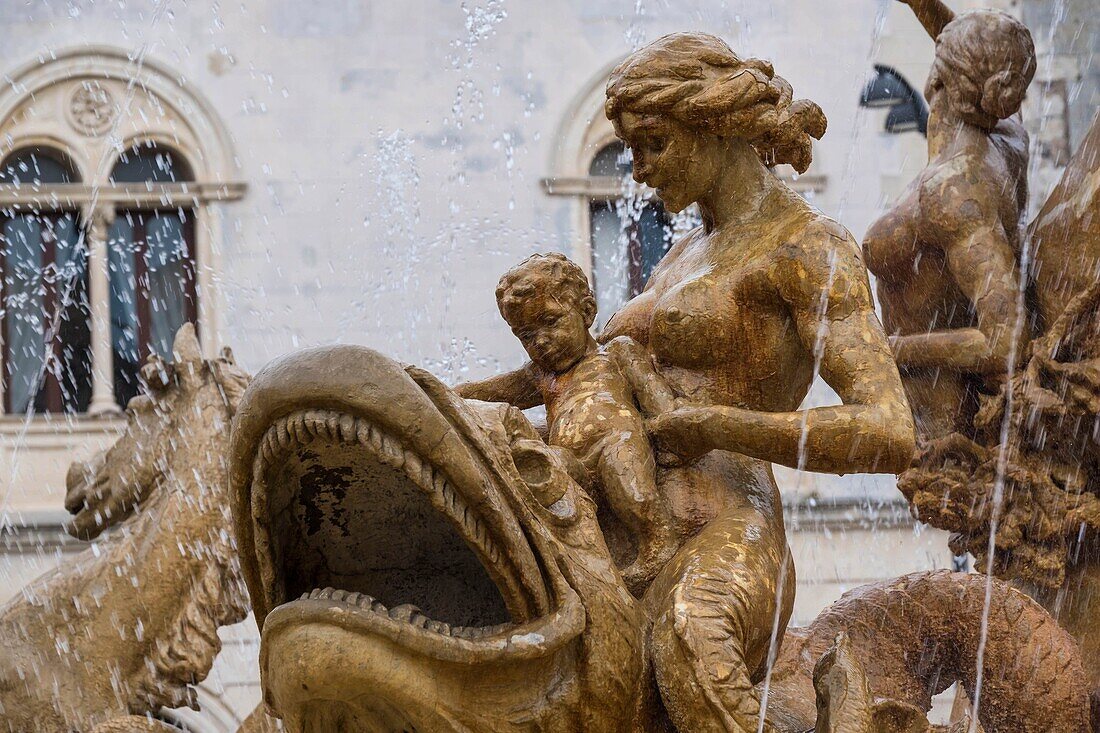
[897,0,956,40]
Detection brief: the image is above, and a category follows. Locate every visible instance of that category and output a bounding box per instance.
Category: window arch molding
[0,46,239,184]
[0,138,89,182]
[0,46,246,416]
[109,135,197,182]
[541,59,682,326]
[541,56,625,280]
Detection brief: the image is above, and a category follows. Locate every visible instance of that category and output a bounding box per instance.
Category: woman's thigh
[644,452,795,729]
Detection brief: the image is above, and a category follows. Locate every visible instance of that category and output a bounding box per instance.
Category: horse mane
[130,347,254,712]
[134,542,251,712]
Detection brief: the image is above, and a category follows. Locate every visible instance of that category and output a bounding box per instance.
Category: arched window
[586,141,675,326]
[0,148,91,414]
[0,48,246,418]
[108,143,197,406]
[110,143,194,183]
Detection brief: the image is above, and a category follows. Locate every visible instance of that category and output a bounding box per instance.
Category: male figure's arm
[898,0,956,40]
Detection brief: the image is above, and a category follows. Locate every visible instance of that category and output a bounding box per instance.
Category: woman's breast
[647,272,813,409]
[650,277,729,369]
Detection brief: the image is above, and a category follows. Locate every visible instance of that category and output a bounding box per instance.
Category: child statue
[457,253,679,593]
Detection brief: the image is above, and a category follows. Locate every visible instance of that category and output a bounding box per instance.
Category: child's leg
[596,431,678,595]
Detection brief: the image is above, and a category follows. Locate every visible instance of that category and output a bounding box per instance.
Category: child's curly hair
[496,253,597,327]
[605,32,827,174]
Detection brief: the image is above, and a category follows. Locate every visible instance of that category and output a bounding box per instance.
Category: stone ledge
[784,497,916,531]
[0,509,81,553]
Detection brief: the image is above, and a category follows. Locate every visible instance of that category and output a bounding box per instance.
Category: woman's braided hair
[933,10,1035,126]
[605,32,827,174]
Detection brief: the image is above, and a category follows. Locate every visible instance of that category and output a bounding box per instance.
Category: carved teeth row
[301,587,388,614]
[260,410,504,573]
[302,588,513,639]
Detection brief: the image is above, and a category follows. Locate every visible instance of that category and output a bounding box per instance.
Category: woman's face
[614,110,722,214]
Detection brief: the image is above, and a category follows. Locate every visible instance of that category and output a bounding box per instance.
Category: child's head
[496,253,597,373]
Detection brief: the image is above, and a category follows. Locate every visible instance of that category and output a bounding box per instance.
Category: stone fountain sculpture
[230,349,1088,732]
[863,0,1100,719]
[2,7,1097,732]
[0,326,251,732]
[227,30,1093,733]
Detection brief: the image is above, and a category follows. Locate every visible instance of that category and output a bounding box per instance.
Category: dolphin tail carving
[773,570,1090,733]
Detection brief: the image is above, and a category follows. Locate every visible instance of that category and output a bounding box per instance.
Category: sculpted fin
[1029,113,1100,329]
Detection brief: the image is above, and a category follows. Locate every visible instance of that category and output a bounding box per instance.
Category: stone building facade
[0,1,1095,729]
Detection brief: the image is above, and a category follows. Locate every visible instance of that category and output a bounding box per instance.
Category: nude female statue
[462,32,914,731]
[862,0,1036,441]
[599,33,915,730]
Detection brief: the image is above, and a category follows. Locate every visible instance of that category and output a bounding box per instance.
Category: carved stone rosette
[66,80,117,137]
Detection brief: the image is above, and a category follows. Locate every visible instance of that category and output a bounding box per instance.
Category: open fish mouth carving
[229,345,611,730]
[247,405,552,641]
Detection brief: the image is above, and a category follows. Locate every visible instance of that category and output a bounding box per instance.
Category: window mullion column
[193,204,218,358]
[83,204,120,416]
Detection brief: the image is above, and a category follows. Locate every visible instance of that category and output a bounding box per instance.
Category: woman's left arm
[649,228,916,474]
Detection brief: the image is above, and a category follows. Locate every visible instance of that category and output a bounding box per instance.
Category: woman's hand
[647,407,715,465]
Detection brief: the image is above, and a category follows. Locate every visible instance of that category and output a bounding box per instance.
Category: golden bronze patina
[459,30,917,730]
[458,253,681,594]
[7,11,1093,732]
[225,31,1092,733]
[864,0,1036,442]
[0,326,252,732]
[229,345,1089,732]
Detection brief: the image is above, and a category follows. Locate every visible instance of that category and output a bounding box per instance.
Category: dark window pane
[110,144,192,183]
[1,212,90,414]
[51,215,91,413]
[588,142,632,177]
[0,149,78,185]
[3,217,44,412]
[637,202,673,285]
[588,198,673,328]
[109,209,197,407]
[589,200,629,327]
[145,213,193,360]
[108,215,140,403]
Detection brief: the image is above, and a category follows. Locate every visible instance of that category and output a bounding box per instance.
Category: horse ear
[172,323,202,362]
[171,323,204,388]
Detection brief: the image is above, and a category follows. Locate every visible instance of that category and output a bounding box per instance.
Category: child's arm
[455,363,544,409]
[604,336,678,415]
